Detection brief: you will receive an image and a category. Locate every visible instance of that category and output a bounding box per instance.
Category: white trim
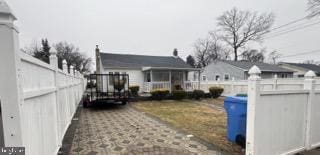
[215,74,220,81]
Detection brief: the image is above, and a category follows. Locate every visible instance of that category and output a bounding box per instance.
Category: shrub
[209,87,224,98]
[192,90,205,100]
[171,90,187,100]
[150,89,170,100]
[129,85,140,96]
[174,85,182,90]
[204,93,212,98]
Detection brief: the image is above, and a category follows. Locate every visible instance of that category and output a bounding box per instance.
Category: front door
[171,71,183,90]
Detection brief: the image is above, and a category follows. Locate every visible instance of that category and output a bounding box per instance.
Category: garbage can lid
[224,96,247,104]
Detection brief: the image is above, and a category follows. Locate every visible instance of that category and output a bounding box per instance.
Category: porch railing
[143,81,199,92]
[143,82,171,92]
[183,81,200,92]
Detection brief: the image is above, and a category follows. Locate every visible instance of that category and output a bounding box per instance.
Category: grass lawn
[132,98,242,155]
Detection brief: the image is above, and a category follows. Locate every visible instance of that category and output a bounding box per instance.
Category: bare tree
[241,49,265,62]
[22,41,41,56]
[54,41,92,73]
[267,51,282,64]
[307,0,320,18]
[193,33,227,67]
[194,38,212,68]
[217,8,275,61]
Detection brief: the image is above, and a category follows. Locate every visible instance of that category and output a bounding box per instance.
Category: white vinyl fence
[200,78,311,96]
[0,3,86,155]
[245,66,320,155]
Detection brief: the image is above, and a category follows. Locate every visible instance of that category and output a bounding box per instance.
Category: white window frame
[202,75,207,81]
[281,73,287,78]
[224,74,230,81]
[215,74,220,81]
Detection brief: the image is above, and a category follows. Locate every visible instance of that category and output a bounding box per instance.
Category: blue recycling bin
[224,96,247,143]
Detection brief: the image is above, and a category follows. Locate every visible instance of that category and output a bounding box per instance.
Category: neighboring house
[95,46,200,92]
[201,60,294,81]
[278,62,320,78]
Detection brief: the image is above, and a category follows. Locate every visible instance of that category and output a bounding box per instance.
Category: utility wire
[268,16,309,32]
[265,20,317,36]
[264,20,320,39]
[281,49,320,58]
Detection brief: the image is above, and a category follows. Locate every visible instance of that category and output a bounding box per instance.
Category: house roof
[280,62,320,74]
[100,52,195,70]
[222,60,293,72]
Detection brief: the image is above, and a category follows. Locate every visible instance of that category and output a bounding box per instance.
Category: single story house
[278,62,320,78]
[201,60,294,81]
[95,46,200,92]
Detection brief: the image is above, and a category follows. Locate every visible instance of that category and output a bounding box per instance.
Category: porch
[141,67,201,92]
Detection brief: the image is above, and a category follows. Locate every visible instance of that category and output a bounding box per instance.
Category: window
[202,75,207,81]
[193,73,197,81]
[215,75,220,81]
[298,75,304,78]
[224,74,230,81]
[146,72,151,82]
[109,72,114,85]
[281,73,287,78]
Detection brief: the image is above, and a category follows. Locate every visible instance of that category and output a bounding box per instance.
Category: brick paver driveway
[69,104,223,155]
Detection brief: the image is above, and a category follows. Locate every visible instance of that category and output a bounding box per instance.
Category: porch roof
[142,66,201,71]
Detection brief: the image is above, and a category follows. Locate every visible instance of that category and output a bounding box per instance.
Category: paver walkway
[69,104,223,155]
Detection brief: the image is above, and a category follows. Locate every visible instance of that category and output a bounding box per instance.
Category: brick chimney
[95,45,101,74]
[173,48,178,58]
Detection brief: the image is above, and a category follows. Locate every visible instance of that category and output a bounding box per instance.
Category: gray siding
[202,61,245,81]
[203,61,294,81]
[244,71,294,79]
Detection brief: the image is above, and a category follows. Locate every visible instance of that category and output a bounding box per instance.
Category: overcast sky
[6,0,320,64]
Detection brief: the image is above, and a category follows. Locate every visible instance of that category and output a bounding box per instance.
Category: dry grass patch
[132,99,242,155]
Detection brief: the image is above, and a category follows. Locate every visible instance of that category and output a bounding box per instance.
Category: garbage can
[224,96,247,143]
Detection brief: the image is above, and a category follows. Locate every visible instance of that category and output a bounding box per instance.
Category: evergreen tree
[186,55,196,68]
[33,39,51,63]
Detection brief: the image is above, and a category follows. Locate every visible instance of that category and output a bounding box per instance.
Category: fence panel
[249,91,309,155]
[0,3,86,155]
[15,52,86,155]
[309,91,320,149]
[246,67,320,155]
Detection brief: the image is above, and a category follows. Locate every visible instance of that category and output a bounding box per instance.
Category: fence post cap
[0,0,17,20]
[49,48,57,56]
[305,70,316,78]
[248,65,261,80]
[62,59,67,64]
[249,65,261,74]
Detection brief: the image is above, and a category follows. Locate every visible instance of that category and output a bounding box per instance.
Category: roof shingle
[281,62,320,74]
[223,60,293,72]
[100,53,193,69]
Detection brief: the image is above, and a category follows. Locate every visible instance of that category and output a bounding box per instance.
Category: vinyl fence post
[0,1,24,146]
[49,49,61,147]
[231,77,235,95]
[273,74,278,90]
[62,60,68,73]
[304,70,316,150]
[246,65,261,155]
